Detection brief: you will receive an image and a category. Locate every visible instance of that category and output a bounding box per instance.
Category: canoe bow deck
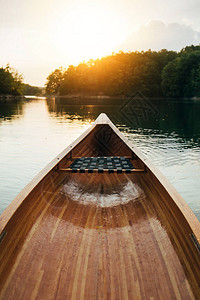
[0,113,200,299]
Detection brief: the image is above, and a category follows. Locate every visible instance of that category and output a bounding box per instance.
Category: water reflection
[0,99,24,121]
[2,97,200,146]
[46,97,200,146]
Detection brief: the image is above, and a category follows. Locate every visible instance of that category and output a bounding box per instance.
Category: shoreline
[46,94,200,101]
[1,93,200,102]
[0,95,24,101]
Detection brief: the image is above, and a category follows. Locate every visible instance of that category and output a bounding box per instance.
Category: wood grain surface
[0,172,198,299]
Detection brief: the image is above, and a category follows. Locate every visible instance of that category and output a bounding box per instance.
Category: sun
[51,3,127,64]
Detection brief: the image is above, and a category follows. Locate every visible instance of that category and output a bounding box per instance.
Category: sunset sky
[1,0,200,86]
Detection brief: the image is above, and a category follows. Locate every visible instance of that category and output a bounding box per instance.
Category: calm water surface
[0,96,200,220]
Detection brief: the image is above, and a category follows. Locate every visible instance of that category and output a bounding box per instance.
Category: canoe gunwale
[0,113,200,246]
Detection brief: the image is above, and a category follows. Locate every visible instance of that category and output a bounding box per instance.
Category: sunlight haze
[0,0,200,86]
[50,3,128,63]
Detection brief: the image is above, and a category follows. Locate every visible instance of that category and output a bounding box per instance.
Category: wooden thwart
[66,155,136,160]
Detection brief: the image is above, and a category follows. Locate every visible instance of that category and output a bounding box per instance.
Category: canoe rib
[0,113,200,299]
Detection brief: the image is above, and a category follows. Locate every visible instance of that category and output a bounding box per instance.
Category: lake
[0,95,200,221]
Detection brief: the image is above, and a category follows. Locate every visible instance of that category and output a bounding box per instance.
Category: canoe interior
[0,121,200,299]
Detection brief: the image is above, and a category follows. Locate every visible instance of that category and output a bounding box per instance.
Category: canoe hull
[0,113,200,299]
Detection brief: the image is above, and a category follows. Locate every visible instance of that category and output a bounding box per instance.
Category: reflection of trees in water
[46,97,200,145]
[156,99,200,144]
[46,97,121,122]
[0,99,24,121]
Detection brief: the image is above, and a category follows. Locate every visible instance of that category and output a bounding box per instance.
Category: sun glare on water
[51,4,127,64]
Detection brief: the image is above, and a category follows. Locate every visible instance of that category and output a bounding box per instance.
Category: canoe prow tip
[94,113,111,124]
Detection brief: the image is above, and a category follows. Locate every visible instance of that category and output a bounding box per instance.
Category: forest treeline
[46,45,200,98]
[0,65,41,96]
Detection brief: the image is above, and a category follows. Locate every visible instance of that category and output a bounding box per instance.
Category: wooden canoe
[0,113,200,299]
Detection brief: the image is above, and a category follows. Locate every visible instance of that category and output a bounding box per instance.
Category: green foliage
[180,45,200,54]
[161,49,200,97]
[0,67,14,94]
[0,65,23,95]
[45,45,200,98]
[190,64,200,96]
[161,59,180,97]
[22,84,42,95]
[45,67,65,94]
[11,69,24,95]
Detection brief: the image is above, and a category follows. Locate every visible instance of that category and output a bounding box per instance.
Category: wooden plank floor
[0,173,195,299]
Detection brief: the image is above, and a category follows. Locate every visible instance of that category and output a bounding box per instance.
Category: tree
[161,59,180,97]
[45,67,64,94]
[0,67,14,94]
[11,69,24,95]
[45,45,200,98]
[0,64,23,95]
[162,50,200,97]
[59,65,78,95]
[190,64,200,96]
[22,84,42,95]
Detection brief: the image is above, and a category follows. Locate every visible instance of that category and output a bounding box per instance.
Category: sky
[0,0,200,86]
